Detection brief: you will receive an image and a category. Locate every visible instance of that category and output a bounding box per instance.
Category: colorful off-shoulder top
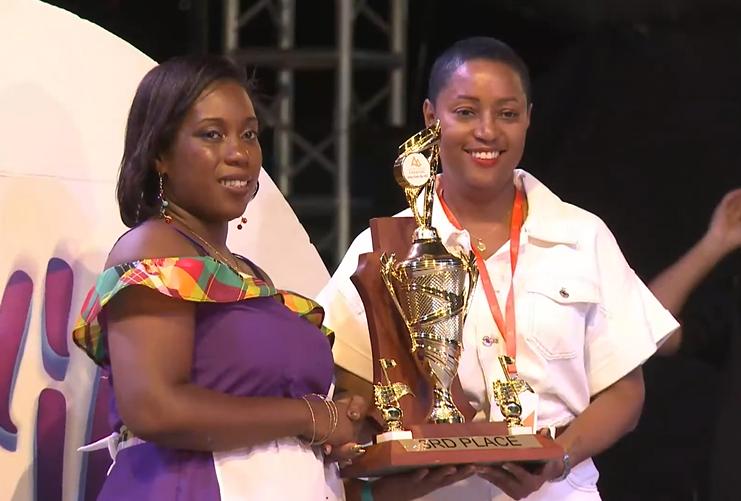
[72,256,333,366]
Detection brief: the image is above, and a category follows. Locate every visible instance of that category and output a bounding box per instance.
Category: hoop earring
[159,173,172,224]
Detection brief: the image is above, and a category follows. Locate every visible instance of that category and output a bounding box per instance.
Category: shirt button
[482,336,494,347]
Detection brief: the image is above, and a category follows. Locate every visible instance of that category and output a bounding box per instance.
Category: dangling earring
[236,181,259,230]
[159,173,172,224]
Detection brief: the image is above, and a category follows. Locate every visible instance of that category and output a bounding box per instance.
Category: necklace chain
[166,213,244,274]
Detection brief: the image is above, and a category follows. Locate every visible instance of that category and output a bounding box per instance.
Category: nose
[474,112,499,143]
[224,137,250,166]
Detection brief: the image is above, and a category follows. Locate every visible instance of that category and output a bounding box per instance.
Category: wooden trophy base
[341,422,564,478]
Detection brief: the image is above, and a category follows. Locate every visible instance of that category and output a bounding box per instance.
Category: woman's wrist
[299,396,318,443]
[547,451,571,482]
[698,230,733,262]
[299,394,337,445]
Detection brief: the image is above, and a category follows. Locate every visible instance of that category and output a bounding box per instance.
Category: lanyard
[437,183,525,374]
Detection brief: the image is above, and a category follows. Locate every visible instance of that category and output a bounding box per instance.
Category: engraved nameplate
[398,435,542,452]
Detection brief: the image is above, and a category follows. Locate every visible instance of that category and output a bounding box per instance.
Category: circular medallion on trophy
[401,152,432,188]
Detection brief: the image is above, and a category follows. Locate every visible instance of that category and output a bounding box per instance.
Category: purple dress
[73,250,337,500]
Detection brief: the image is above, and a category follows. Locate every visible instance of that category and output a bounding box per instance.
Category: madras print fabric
[72,256,333,365]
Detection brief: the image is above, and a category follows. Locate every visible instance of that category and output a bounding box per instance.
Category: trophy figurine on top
[341,121,562,478]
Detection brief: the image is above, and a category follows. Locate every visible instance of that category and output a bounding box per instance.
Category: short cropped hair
[427,37,531,104]
[116,54,253,227]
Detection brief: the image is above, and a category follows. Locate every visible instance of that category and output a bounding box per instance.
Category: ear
[154,156,167,176]
[422,99,436,127]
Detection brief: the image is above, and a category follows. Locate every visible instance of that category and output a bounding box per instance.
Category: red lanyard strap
[438,184,525,374]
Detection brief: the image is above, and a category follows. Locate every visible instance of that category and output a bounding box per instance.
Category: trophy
[378,119,478,425]
[341,121,563,478]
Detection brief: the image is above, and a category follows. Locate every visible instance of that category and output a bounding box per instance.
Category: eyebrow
[197,116,259,125]
[453,94,521,104]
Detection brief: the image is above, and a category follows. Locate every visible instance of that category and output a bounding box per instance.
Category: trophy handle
[380,253,412,332]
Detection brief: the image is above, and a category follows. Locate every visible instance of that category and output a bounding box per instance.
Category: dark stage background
[50,1,741,499]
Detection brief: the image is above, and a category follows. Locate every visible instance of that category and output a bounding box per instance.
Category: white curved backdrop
[0,1,329,499]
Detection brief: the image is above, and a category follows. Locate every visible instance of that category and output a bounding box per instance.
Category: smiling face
[423,59,531,198]
[155,79,262,224]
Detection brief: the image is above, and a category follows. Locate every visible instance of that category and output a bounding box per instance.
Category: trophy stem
[428,386,464,424]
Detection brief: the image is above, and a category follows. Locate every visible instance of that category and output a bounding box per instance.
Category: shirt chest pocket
[523,276,600,360]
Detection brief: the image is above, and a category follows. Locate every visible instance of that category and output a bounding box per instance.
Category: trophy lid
[401,238,462,271]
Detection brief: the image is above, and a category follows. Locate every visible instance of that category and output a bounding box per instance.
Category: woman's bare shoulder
[105,219,198,268]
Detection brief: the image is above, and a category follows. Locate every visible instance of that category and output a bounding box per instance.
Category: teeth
[220,179,248,188]
[470,151,500,160]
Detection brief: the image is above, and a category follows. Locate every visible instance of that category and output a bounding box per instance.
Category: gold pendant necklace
[474,236,487,252]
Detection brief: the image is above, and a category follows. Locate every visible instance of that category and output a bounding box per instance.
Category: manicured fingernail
[349,410,360,419]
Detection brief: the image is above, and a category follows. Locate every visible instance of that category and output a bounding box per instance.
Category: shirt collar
[423,169,580,251]
[516,169,580,247]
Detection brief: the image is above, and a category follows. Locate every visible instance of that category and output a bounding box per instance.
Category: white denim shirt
[318,170,678,500]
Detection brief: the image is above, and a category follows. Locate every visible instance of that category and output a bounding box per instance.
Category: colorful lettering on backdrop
[0,1,329,498]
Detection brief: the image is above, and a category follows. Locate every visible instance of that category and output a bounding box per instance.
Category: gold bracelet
[314,398,334,445]
[300,395,317,444]
[326,399,339,440]
[304,393,341,446]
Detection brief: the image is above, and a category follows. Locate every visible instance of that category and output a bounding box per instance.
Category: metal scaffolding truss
[223,0,408,266]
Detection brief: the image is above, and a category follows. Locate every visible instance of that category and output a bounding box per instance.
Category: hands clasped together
[300,394,372,464]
